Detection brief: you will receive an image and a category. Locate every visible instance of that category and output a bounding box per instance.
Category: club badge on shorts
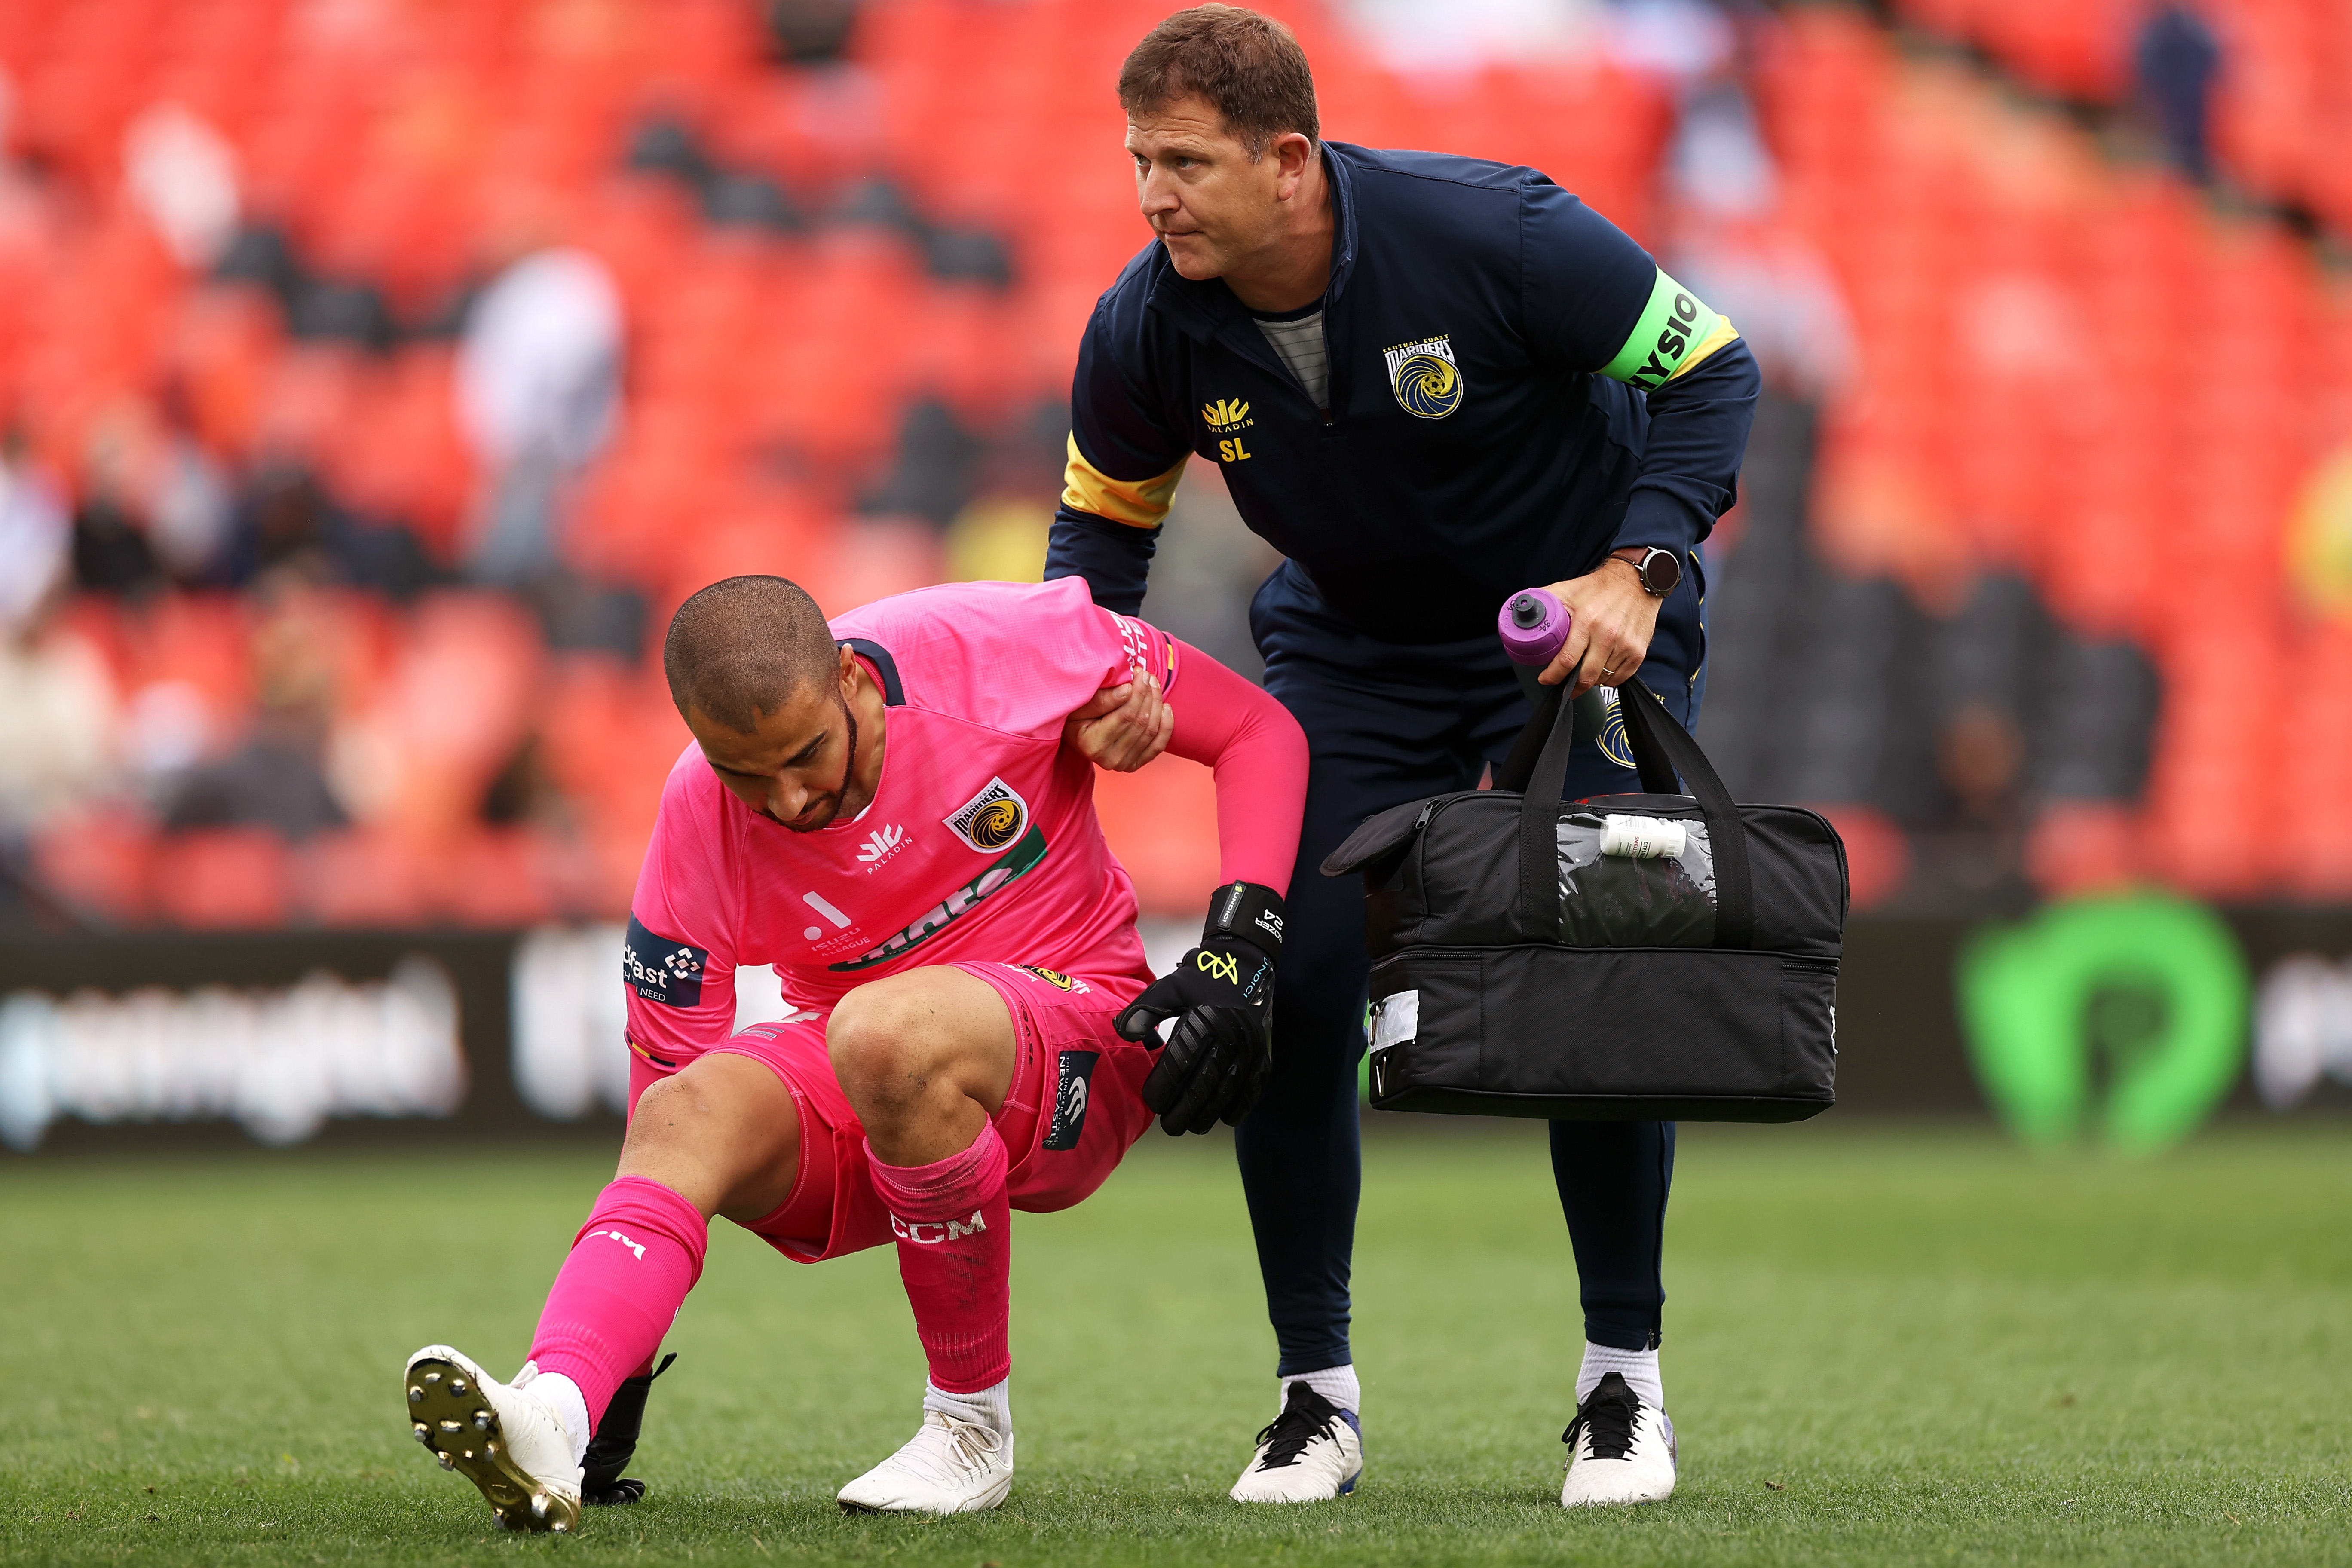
[1045,1050,1099,1150]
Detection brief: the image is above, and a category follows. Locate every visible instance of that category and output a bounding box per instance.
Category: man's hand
[1064,671,1172,772]
[1540,554,1665,698]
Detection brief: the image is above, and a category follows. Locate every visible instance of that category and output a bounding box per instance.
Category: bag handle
[1513,674,1755,949]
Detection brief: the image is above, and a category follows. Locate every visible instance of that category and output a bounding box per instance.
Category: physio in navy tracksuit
[1050,7,1758,1507]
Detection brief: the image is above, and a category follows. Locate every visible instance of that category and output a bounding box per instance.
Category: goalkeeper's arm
[1112,641,1308,1133]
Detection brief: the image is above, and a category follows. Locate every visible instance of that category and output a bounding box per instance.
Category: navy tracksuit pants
[1239,564,1697,1375]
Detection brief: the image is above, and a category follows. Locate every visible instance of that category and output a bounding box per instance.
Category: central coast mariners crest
[1384,334,1464,419]
[945,777,1029,852]
[1597,687,1635,770]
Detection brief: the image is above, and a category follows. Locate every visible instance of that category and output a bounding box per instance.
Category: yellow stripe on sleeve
[1666,314,1740,381]
[1062,435,1186,529]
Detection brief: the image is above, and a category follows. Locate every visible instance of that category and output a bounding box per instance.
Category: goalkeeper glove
[1115,881,1284,1135]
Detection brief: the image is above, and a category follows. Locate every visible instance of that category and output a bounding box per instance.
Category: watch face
[1642,549,1682,596]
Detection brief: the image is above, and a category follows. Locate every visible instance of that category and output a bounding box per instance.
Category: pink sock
[867,1121,1012,1394]
[527,1176,707,1428]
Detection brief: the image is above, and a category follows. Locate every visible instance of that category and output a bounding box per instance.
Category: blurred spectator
[2135,4,2222,185]
[147,391,237,586]
[1666,78,1855,403]
[762,0,862,64]
[945,498,1050,584]
[71,416,167,598]
[227,463,335,584]
[2288,448,2352,621]
[1605,0,1738,85]
[161,583,348,842]
[455,248,624,585]
[123,104,240,271]
[0,464,114,841]
[1343,0,1599,74]
[863,397,983,526]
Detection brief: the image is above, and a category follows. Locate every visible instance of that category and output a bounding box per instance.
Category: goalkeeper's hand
[1114,881,1284,1135]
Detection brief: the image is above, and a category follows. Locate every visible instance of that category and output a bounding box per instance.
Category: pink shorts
[625,962,1158,1263]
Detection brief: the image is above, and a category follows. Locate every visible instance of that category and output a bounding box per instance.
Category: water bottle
[1494,586,1606,791]
[1497,587,1571,670]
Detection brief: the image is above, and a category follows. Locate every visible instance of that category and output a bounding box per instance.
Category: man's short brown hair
[664,575,838,732]
[1119,5,1319,160]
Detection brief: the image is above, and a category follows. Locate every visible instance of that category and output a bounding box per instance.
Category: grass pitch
[3,1121,2349,1566]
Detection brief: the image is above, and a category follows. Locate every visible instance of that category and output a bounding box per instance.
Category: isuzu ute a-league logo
[1384,334,1463,419]
[1044,1050,1099,1150]
[944,777,1028,852]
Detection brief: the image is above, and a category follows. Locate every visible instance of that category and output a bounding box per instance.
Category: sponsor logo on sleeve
[624,916,707,1007]
[943,777,1029,853]
[1108,613,1153,680]
[1044,1049,1100,1151]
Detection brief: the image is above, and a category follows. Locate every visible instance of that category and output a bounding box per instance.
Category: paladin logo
[944,778,1028,853]
[855,823,906,869]
[1384,334,1464,420]
[1200,397,1252,434]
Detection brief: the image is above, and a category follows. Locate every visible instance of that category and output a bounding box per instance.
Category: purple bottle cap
[1497,588,1571,667]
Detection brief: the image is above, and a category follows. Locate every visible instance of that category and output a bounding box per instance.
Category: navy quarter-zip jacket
[1044,141,1761,676]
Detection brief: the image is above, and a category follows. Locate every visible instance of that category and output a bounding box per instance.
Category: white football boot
[836,1410,1014,1514]
[1230,1380,1363,1503]
[1560,1370,1676,1507]
[404,1346,585,1533]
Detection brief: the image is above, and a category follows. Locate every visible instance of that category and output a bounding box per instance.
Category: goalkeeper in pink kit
[402,574,1306,1528]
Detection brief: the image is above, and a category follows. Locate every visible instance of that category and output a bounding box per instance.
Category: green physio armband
[1599,269,1725,391]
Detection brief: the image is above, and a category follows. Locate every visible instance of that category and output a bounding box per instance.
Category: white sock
[1576,1341,1663,1412]
[924,1379,1013,1443]
[521,1364,591,1467]
[1286,1363,1360,1415]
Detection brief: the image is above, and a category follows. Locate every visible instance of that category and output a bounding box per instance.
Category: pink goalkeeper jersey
[622,578,1181,1066]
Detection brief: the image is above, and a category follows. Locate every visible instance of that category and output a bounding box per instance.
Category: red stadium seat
[33,812,157,925]
[151,828,294,928]
[298,827,434,929]
[433,827,555,928]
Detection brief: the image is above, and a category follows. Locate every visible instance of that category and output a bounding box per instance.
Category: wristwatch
[1614,547,1682,598]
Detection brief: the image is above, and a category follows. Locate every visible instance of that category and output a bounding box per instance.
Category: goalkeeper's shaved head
[663,575,839,731]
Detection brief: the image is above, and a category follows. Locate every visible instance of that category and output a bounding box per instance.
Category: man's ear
[836,642,858,698]
[1273,131,1315,192]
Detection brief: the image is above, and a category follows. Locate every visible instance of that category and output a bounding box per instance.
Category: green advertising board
[1957,893,2248,1151]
